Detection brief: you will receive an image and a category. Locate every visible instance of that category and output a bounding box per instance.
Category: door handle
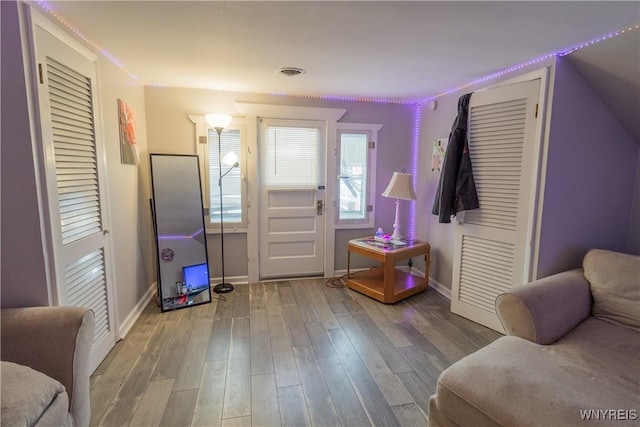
[317,200,323,215]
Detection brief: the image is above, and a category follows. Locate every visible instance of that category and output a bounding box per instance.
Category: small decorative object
[375,228,393,244]
[432,138,447,172]
[118,98,140,166]
[161,248,174,262]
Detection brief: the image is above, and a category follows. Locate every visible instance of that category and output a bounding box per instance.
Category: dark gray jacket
[431,93,479,223]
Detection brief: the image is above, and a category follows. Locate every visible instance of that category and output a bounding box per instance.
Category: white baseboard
[428,277,451,300]
[118,282,156,340]
[210,275,249,285]
[397,267,452,300]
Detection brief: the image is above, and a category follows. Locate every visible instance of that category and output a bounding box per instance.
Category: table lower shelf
[346,267,429,304]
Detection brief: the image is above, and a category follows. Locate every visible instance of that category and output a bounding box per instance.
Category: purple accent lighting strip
[409,104,421,239]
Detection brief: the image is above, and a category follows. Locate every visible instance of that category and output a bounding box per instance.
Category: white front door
[30,10,117,371]
[451,79,541,332]
[258,119,325,278]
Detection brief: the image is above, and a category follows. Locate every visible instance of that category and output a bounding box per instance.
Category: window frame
[335,123,381,229]
[189,115,247,234]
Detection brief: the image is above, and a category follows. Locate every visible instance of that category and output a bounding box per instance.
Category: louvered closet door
[451,79,540,332]
[33,20,116,372]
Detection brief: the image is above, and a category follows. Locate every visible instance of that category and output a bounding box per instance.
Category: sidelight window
[208,126,246,226]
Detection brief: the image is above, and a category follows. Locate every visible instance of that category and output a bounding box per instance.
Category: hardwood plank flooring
[91,279,501,426]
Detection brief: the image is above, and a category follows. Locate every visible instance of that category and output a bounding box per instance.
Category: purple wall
[144,87,416,273]
[536,56,638,277]
[1,1,50,307]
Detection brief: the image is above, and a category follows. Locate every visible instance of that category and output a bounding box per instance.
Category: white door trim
[235,103,346,282]
[451,79,542,332]
[24,5,119,370]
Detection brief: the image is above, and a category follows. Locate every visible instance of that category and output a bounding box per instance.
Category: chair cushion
[583,249,640,332]
[1,361,69,427]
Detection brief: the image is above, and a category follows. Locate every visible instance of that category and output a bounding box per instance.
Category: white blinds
[47,57,101,245]
[264,125,320,187]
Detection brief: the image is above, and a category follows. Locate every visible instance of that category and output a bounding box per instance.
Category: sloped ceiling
[567,28,640,142]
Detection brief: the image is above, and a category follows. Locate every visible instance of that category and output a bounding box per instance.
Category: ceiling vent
[279,67,305,77]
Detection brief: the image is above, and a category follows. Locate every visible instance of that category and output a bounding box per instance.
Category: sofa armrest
[1,306,94,427]
[496,269,591,344]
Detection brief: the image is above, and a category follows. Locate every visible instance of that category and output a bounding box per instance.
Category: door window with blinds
[207,126,246,227]
[262,120,323,188]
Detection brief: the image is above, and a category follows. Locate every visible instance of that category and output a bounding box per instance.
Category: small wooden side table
[346,238,431,304]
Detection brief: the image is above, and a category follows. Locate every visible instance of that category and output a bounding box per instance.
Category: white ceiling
[40,1,639,103]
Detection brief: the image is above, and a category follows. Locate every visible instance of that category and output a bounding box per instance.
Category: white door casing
[234,103,346,282]
[28,8,117,372]
[258,119,325,278]
[451,79,541,332]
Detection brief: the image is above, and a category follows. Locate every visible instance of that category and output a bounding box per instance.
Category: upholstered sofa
[1,306,94,427]
[429,249,640,426]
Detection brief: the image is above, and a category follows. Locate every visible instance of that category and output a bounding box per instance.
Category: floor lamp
[382,172,417,240]
[205,114,237,294]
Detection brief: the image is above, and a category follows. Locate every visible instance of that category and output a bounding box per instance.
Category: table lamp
[382,172,417,240]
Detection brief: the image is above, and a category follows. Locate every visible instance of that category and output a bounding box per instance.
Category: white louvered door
[451,79,540,332]
[31,15,116,371]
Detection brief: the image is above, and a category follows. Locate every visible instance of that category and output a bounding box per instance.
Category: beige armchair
[1,306,95,427]
[429,249,640,426]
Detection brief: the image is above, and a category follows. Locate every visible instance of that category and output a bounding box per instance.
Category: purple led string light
[409,104,422,240]
[33,0,638,104]
[268,92,414,105]
[559,24,639,56]
[37,1,139,81]
[419,24,639,105]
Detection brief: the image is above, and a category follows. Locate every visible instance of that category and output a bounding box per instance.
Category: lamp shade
[205,114,232,129]
[382,172,417,201]
[222,151,238,167]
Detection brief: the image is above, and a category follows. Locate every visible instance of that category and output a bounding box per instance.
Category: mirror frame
[150,153,212,312]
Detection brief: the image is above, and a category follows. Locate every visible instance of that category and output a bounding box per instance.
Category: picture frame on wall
[118,98,140,166]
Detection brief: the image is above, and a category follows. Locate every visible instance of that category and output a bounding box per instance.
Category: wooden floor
[90,279,502,427]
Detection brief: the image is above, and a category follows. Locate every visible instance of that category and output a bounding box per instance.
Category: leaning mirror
[150,154,212,311]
